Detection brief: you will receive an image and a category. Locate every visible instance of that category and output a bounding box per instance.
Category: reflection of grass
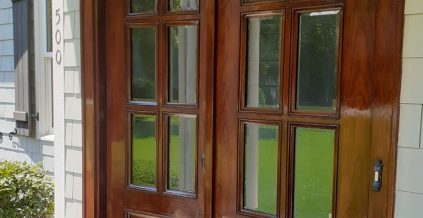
[132,122,334,217]
[168,135,181,189]
[296,105,336,113]
[132,135,181,188]
[294,128,334,218]
[256,139,278,214]
[132,137,156,187]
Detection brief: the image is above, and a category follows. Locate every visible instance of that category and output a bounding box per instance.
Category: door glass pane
[131,114,157,188]
[246,15,281,109]
[169,0,199,12]
[294,127,335,218]
[243,123,278,215]
[131,27,156,102]
[131,0,156,13]
[169,25,198,105]
[168,115,197,193]
[296,10,340,112]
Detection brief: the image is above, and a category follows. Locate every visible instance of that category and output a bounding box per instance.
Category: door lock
[373,160,383,192]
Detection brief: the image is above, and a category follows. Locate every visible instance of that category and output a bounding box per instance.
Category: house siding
[0,0,54,174]
[63,0,82,217]
[1,0,82,217]
[395,0,423,217]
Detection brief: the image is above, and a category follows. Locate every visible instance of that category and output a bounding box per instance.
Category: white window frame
[34,0,54,140]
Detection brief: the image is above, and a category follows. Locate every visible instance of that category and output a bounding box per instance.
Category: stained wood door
[105,0,214,217]
[104,0,387,217]
[214,0,378,217]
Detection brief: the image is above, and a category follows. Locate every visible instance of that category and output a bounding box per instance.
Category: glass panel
[296,10,340,112]
[243,123,278,215]
[168,115,197,193]
[169,25,198,105]
[131,114,157,188]
[131,0,156,13]
[294,127,335,218]
[131,27,157,102]
[46,0,53,52]
[243,0,283,4]
[246,15,281,109]
[169,0,199,12]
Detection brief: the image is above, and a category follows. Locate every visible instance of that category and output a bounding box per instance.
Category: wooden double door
[104,0,390,217]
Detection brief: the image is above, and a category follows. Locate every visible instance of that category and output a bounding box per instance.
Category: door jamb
[81,0,106,217]
[81,0,405,217]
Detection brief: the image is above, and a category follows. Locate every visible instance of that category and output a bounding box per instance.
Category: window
[34,0,54,139]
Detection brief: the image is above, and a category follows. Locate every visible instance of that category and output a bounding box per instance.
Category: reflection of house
[0,0,422,217]
[0,0,81,217]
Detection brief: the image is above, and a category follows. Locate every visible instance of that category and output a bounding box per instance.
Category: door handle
[373,160,383,192]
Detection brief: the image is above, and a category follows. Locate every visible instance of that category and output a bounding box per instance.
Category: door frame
[81,0,405,217]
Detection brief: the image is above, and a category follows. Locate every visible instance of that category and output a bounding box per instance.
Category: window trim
[34,0,54,138]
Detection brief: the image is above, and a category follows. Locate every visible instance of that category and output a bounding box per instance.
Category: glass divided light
[293,127,335,218]
[131,0,157,13]
[167,115,197,194]
[131,114,157,188]
[169,0,199,12]
[243,122,278,215]
[246,15,282,109]
[131,27,157,103]
[296,10,340,113]
[169,25,198,105]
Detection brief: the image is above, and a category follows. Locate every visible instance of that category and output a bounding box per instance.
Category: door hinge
[32,112,39,121]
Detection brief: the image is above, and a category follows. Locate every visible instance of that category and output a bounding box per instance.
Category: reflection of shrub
[0,161,54,218]
[133,160,155,186]
[132,160,179,188]
[168,169,179,189]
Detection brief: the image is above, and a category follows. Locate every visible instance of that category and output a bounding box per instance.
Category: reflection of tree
[132,28,156,101]
[170,27,180,101]
[131,0,156,12]
[247,16,280,108]
[171,0,199,11]
[297,13,339,109]
[257,16,280,107]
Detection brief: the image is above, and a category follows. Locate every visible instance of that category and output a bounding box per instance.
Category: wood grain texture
[336,0,375,217]
[105,0,126,217]
[103,0,215,217]
[81,0,106,217]
[369,0,405,217]
[82,0,404,216]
